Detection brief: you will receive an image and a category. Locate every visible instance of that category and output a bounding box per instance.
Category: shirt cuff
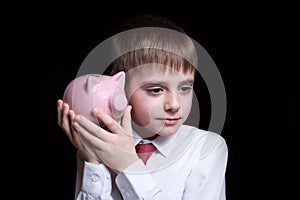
[81,161,112,198]
[115,159,161,199]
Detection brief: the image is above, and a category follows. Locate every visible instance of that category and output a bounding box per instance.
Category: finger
[62,108,75,142]
[70,121,85,151]
[93,107,123,134]
[69,110,78,141]
[61,103,69,125]
[57,99,63,125]
[73,114,110,142]
[69,109,75,120]
[61,103,70,125]
[61,103,71,131]
[121,105,133,134]
[73,119,106,147]
[72,126,99,161]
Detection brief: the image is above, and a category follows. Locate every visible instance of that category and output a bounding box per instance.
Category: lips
[158,117,181,125]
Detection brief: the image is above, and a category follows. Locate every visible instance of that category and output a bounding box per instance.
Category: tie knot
[135,143,156,154]
[135,143,156,164]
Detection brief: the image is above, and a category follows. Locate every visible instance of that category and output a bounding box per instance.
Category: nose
[164,91,180,112]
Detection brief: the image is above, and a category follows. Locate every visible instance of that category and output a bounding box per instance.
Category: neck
[132,122,159,140]
[143,134,159,140]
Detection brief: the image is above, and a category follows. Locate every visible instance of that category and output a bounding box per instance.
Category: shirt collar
[133,128,179,157]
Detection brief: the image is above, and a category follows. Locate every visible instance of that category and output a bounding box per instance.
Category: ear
[112,71,125,87]
[85,74,100,93]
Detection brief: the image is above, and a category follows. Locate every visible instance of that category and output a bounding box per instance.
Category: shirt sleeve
[75,152,113,200]
[115,159,175,200]
[182,134,228,200]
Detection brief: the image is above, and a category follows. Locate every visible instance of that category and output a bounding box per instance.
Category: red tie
[135,143,156,164]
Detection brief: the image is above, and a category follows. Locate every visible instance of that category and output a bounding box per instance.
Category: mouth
[158,117,181,125]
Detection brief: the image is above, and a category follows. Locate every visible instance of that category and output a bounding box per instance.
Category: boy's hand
[57,99,100,164]
[72,105,139,172]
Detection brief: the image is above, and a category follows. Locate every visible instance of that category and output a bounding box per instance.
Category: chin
[156,125,181,137]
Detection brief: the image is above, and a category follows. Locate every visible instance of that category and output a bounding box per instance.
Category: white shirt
[74,125,228,200]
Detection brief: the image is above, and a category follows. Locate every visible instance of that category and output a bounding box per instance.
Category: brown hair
[111,15,198,75]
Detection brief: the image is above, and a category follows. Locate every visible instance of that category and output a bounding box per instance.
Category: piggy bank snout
[113,94,128,111]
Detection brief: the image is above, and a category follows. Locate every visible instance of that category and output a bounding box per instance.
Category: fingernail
[74,115,81,121]
[73,122,79,129]
[93,107,99,114]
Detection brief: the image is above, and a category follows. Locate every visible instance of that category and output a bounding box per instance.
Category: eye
[179,85,193,94]
[147,87,164,95]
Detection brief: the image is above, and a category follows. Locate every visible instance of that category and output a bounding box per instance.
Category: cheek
[129,92,152,126]
[180,95,193,117]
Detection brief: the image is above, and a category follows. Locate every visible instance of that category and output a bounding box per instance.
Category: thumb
[121,105,132,134]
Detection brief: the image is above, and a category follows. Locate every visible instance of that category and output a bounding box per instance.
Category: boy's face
[126,64,195,138]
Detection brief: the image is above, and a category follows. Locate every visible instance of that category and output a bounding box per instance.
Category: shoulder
[179,125,228,159]
[179,124,225,141]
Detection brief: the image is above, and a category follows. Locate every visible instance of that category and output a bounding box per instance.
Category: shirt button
[91,174,100,182]
[105,173,110,180]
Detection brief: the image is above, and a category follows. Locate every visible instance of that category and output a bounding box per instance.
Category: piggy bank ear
[112,71,125,87]
[85,74,100,94]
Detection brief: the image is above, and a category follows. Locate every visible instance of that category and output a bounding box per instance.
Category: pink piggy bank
[63,71,128,125]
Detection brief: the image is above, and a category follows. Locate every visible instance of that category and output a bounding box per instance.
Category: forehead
[126,64,195,84]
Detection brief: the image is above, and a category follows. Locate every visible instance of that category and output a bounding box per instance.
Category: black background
[6,2,297,200]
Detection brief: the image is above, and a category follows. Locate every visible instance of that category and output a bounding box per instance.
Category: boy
[57,14,228,199]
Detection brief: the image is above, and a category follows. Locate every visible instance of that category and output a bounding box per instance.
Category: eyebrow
[141,79,195,86]
[180,79,194,85]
